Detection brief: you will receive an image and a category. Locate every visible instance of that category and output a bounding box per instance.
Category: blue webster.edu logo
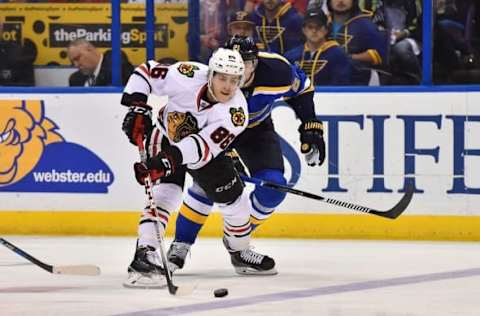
[0,99,113,193]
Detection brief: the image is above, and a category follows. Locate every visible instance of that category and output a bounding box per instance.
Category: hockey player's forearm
[351,50,382,66]
[175,135,209,166]
[286,91,317,123]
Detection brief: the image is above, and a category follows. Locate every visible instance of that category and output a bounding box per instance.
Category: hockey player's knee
[141,183,182,232]
[175,184,213,244]
[252,169,287,208]
[220,191,251,221]
[151,183,184,211]
[184,183,214,214]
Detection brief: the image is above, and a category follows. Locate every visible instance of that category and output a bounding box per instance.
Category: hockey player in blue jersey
[167,36,326,275]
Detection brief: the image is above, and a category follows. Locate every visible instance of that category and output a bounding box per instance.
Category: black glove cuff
[148,144,183,173]
[299,119,324,135]
[164,145,183,166]
[129,101,152,117]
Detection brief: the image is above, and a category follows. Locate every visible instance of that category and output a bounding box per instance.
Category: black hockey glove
[298,119,326,167]
[134,146,182,185]
[122,101,153,145]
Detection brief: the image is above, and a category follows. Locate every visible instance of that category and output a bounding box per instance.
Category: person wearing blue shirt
[251,0,304,54]
[327,0,388,85]
[285,8,352,85]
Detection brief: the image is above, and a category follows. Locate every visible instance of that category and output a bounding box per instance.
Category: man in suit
[67,38,134,87]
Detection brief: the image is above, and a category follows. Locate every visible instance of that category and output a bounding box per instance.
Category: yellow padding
[1,211,480,241]
[179,204,208,225]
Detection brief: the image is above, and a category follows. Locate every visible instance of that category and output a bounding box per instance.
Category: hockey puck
[214,288,228,298]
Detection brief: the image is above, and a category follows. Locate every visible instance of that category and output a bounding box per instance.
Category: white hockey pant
[138,182,183,249]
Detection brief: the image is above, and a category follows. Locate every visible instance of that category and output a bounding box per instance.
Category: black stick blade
[369,185,414,219]
[241,175,414,220]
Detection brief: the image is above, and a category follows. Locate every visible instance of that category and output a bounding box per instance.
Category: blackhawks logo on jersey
[167,111,199,142]
[229,107,246,127]
[177,63,199,78]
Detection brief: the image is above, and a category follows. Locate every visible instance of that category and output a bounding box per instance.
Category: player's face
[263,0,281,11]
[211,73,241,103]
[303,22,328,44]
[67,45,98,75]
[243,60,256,86]
[330,0,353,13]
[229,23,254,37]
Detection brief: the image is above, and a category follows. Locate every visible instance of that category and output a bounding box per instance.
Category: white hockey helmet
[207,48,245,99]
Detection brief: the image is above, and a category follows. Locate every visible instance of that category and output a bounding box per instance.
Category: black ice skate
[167,240,191,272]
[123,245,167,289]
[229,248,278,275]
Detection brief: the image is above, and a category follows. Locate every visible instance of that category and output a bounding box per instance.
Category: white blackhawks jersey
[123,60,248,169]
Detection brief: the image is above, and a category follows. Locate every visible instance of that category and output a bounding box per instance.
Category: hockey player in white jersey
[120,48,276,288]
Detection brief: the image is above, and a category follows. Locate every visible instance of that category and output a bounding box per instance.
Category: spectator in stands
[198,0,237,63]
[67,38,133,87]
[285,8,352,85]
[307,0,327,12]
[198,1,256,62]
[244,0,261,13]
[327,0,388,85]
[251,0,304,54]
[372,0,422,84]
[433,0,477,83]
[287,0,309,15]
[0,21,34,86]
[245,0,311,15]
[227,10,269,51]
[228,11,256,37]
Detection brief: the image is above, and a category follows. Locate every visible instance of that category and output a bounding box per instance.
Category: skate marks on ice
[113,267,480,316]
[2,237,480,315]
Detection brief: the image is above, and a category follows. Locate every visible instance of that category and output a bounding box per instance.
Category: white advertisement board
[1,92,479,216]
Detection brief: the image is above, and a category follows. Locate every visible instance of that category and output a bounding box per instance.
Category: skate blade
[234,266,278,276]
[123,272,167,289]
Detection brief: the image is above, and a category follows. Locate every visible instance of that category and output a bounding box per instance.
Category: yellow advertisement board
[0,3,188,66]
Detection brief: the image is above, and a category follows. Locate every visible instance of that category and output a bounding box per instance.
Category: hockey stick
[0,238,100,276]
[136,137,194,296]
[240,175,413,219]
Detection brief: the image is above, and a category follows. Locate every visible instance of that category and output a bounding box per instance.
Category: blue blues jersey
[330,10,387,63]
[329,10,388,84]
[284,40,353,85]
[243,51,314,128]
[251,2,303,55]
